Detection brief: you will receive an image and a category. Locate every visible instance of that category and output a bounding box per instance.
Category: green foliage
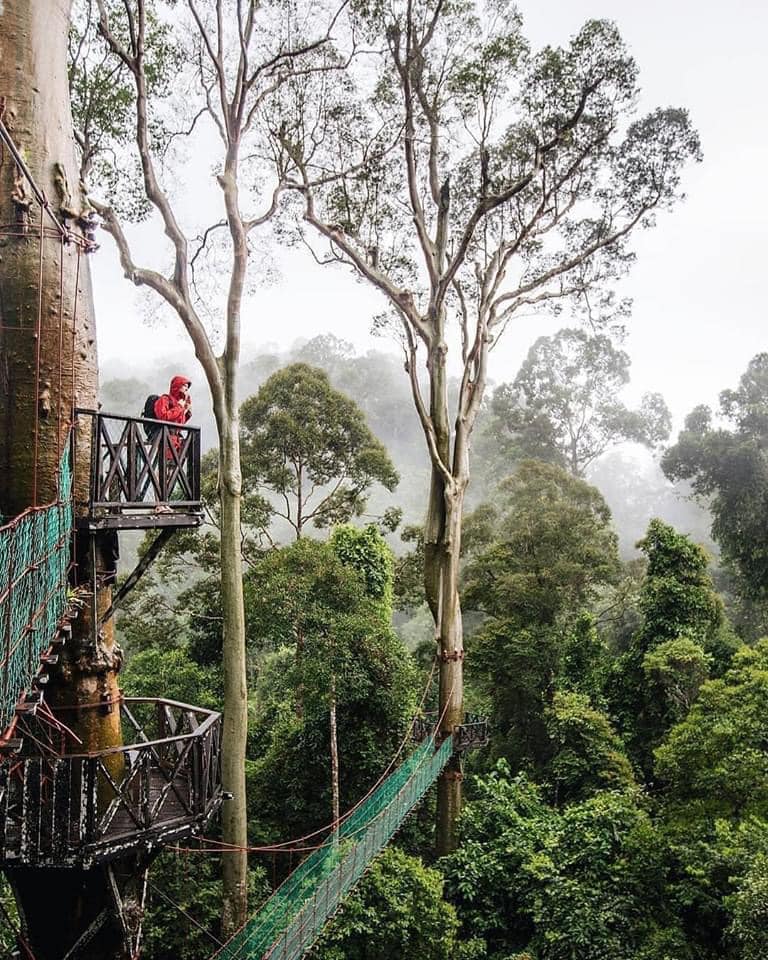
[245,536,419,839]
[330,523,394,610]
[121,646,222,710]
[0,874,18,956]
[477,329,671,480]
[643,638,712,713]
[443,763,678,960]
[244,536,365,659]
[545,691,635,806]
[466,463,620,773]
[141,852,268,960]
[663,353,768,603]
[473,620,563,771]
[463,461,620,625]
[637,520,724,649]
[655,640,768,821]
[240,364,399,538]
[726,852,768,960]
[607,519,735,775]
[315,847,461,960]
[393,524,426,612]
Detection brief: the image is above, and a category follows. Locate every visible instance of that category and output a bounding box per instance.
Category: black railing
[411,711,490,753]
[0,698,222,866]
[76,408,202,514]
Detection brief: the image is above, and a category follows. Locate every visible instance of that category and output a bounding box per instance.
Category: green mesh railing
[0,446,73,730]
[215,733,454,960]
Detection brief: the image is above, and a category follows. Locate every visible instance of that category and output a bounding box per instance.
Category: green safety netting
[216,732,454,960]
[0,447,73,731]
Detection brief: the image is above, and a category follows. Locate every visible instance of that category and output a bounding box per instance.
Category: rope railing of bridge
[0,445,73,731]
[214,731,454,960]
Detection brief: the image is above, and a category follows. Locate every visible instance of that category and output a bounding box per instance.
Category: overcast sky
[93,0,768,430]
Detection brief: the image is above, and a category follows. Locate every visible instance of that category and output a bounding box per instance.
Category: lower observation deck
[0,698,222,867]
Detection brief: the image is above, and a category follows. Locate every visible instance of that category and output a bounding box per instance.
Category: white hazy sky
[93,0,768,428]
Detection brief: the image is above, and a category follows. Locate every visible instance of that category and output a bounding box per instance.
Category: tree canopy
[663,353,768,601]
[478,328,671,479]
[273,1,700,848]
[607,518,735,776]
[463,460,620,625]
[240,363,399,538]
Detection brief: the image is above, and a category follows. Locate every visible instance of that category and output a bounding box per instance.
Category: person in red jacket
[154,375,192,441]
[153,375,191,507]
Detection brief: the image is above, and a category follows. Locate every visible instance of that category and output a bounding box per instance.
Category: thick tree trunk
[218,414,249,935]
[0,3,129,957]
[425,473,465,856]
[423,334,465,856]
[0,0,96,512]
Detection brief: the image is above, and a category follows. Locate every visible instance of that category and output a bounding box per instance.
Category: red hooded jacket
[154,376,191,426]
[154,376,191,458]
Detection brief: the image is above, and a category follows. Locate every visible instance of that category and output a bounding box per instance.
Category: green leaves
[240,364,399,537]
[463,461,620,624]
[442,765,674,960]
[655,641,768,822]
[480,328,672,480]
[315,848,461,960]
[663,353,768,603]
[69,0,184,219]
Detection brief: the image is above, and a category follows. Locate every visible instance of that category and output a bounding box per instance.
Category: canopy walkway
[215,730,457,960]
[0,446,73,734]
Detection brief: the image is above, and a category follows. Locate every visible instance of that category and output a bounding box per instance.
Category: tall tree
[275,4,700,849]
[607,518,734,777]
[662,353,768,603]
[0,2,127,957]
[480,327,671,479]
[75,0,345,929]
[463,462,620,771]
[240,363,399,538]
[246,529,417,840]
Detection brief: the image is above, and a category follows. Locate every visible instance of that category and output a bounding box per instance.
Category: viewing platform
[412,712,490,752]
[75,408,203,531]
[0,697,222,867]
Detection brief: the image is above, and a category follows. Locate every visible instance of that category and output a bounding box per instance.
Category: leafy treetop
[663,353,768,601]
[240,363,399,539]
[479,328,671,479]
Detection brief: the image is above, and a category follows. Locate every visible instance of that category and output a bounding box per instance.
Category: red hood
[169,376,190,400]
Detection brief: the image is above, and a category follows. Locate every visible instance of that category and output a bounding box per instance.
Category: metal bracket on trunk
[437,649,465,663]
[441,769,464,782]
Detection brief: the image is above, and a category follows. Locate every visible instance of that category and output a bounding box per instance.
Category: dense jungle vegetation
[27,335,762,960]
[0,1,762,957]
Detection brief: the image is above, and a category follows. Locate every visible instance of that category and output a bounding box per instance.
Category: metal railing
[0,698,222,866]
[76,408,202,513]
[411,711,490,752]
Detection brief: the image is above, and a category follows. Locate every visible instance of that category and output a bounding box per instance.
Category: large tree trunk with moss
[0,3,128,957]
[218,413,249,934]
